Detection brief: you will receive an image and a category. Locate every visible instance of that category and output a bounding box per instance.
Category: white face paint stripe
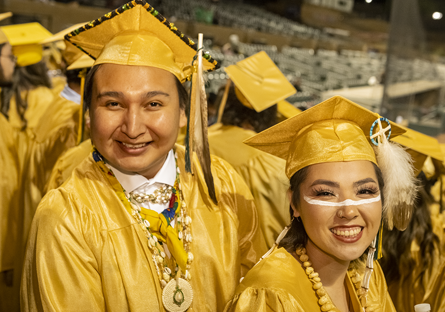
[303,195,381,207]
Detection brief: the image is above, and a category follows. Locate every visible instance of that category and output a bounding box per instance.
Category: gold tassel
[216,79,231,124]
[188,33,217,204]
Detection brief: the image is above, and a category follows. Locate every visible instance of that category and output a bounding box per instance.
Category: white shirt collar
[107,149,176,193]
[60,84,81,104]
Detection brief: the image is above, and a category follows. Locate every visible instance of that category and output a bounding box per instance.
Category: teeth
[332,228,362,237]
[122,142,147,149]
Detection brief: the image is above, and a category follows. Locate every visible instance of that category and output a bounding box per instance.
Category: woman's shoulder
[237,248,318,300]
[226,248,320,311]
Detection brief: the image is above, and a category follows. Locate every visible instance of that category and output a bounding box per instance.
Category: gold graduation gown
[224,248,396,312]
[386,239,443,312]
[21,145,267,312]
[45,139,92,192]
[0,114,21,312]
[7,86,55,131]
[423,260,445,312]
[208,124,289,248]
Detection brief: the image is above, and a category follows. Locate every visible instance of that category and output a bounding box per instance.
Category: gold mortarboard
[277,100,301,119]
[244,95,406,179]
[224,51,296,112]
[65,0,219,82]
[0,12,12,45]
[392,128,444,177]
[67,53,94,70]
[40,23,87,67]
[0,22,52,67]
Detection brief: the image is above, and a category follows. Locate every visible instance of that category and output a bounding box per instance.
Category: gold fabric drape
[208,124,289,248]
[0,114,21,312]
[21,145,266,311]
[224,248,396,312]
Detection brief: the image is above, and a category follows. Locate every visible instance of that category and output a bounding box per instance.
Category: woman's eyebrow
[353,178,377,188]
[310,179,340,188]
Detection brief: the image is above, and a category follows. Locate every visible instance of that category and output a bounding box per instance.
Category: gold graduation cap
[67,53,94,70]
[0,22,52,67]
[224,51,296,112]
[277,100,301,120]
[65,0,219,82]
[0,12,12,45]
[40,23,87,66]
[244,95,406,179]
[392,128,444,177]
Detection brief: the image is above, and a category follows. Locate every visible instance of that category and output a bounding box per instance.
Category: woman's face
[291,160,382,262]
[0,43,15,83]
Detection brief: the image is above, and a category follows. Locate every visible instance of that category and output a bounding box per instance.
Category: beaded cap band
[370,117,392,146]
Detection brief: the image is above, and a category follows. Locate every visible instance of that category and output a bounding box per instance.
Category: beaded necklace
[295,246,366,312]
[93,149,194,312]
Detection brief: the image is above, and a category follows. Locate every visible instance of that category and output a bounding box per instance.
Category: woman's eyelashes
[313,187,336,197]
[356,184,379,196]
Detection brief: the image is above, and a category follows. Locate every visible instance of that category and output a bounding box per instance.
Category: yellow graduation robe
[45,139,92,192]
[224,248,396,312]
[0,114,21,312]
[21,145,267,311]
[423,260,445,312]
[386,239,443,312]
[208,124,289,249]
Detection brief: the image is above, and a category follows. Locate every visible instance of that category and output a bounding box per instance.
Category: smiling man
[21,2,266,311]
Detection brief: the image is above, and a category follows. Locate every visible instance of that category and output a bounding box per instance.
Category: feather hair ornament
[370,118,417,231]
[185,33,217,204]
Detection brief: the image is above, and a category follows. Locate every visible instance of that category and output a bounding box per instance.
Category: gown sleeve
[21,189,106,312]
[224,287,303,312]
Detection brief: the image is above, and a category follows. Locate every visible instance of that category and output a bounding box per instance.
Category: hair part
[279,162,385,267]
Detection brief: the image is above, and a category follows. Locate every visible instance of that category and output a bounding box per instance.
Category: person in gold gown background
[208,51,298,248]
[21,2,266,311]
[380,128,444,312]
[225,96,418,312]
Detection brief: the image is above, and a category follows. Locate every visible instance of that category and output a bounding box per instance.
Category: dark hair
[0,61,52,128]
[279,162,385,255]
[65,68,83,86]
[380,171,439,287]
[218,85,277,133]
[84,64,188,111]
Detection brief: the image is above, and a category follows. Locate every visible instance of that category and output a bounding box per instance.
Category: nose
[336,205,359,220]
[121,106,146,139]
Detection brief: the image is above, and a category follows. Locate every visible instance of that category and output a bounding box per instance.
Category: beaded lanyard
[93,149,194,312]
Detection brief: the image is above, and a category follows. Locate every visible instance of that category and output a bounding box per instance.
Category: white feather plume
[374,140,417,230]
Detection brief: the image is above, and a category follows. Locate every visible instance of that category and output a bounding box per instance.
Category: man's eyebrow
[353,178,377,188]
[96,91,124,100]
[310,179,340,188]
[144,91,170,98]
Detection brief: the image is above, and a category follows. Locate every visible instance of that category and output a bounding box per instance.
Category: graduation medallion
[162,278,193,312]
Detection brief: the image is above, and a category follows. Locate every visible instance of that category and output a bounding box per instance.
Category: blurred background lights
[432,12,443,20]
[365,0,372,3]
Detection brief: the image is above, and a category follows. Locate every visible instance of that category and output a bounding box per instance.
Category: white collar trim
[107,149,176,193]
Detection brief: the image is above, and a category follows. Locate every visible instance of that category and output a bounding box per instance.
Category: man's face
[90,64,187,179]
[0,43,15,84]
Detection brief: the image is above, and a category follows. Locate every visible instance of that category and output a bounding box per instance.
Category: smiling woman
[224,96,417,312]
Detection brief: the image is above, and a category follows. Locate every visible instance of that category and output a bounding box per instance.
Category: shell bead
[305,267,314,275]
[321,304,334,311]
[300,254,309,262]
[160,251,166,258]
[313,282,322,290]
[164,267,171,275]
[185,216,192,225]
[303,261,312,267]
[316,288,327,296]
[309,272,319,278]
[187,252,194,263]
[318,296,329,305]
[313,277,321,282]
[144,220,150,228]
[157,256,164,264]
